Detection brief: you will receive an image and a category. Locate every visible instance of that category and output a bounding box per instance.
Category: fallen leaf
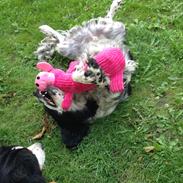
[32,126,47,140]
[144,146,155,153]
[146,133,153,139]
[32,113,55,140]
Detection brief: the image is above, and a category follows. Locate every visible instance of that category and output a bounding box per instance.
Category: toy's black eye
[36,83,39,87]
[37,76,40,80]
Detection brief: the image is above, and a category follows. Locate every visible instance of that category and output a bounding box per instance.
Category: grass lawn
[0,0,183,182]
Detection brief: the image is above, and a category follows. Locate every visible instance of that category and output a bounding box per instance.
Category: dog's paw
[39,25,56,36]
[72,71,96,84]
[72,61,96,84]
[39,25,64,42]
[125,60,138,73]
[72,58,109,86]
[124,60,138,84]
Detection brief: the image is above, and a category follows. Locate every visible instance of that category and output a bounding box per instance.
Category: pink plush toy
[35,47,126,110]
[35,61,96,110]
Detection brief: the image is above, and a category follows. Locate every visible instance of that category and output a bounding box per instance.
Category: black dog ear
[60,123,90,149]
[87,58,99,68]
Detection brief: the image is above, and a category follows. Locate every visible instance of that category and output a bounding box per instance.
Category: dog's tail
[105,0,123,19]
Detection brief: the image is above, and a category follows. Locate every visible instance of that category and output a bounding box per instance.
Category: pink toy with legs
[35,48,126,110]
[35,61,96,110]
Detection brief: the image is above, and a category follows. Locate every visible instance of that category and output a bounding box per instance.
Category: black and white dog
[34,0,137,149]
[0,143,46,183]
[34,56,136,149]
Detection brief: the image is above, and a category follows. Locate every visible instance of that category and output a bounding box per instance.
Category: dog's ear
[60,123,90,149]
[36,61,53,72]
[88,58,99,69]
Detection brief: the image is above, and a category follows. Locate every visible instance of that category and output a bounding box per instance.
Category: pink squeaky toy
[35,61,96,110]
[35,47,126,110]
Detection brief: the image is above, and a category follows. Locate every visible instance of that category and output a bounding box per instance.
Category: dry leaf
[146,133,153,139]
[32,113,52,140]
[32,126,47,140]
[144,146,155,153]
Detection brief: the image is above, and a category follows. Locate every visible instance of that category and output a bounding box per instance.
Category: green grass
[0,0,183,182]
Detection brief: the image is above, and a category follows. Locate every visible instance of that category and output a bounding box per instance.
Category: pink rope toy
[35,48,126,110]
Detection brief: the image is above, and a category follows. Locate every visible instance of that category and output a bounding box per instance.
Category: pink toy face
[35,72,55,92]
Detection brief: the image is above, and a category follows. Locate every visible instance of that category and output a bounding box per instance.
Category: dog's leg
[39,25,64,42]
[35,25,65,60]
[105,0,123,19]
[124,59,138,84]
[35,36,58,60]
